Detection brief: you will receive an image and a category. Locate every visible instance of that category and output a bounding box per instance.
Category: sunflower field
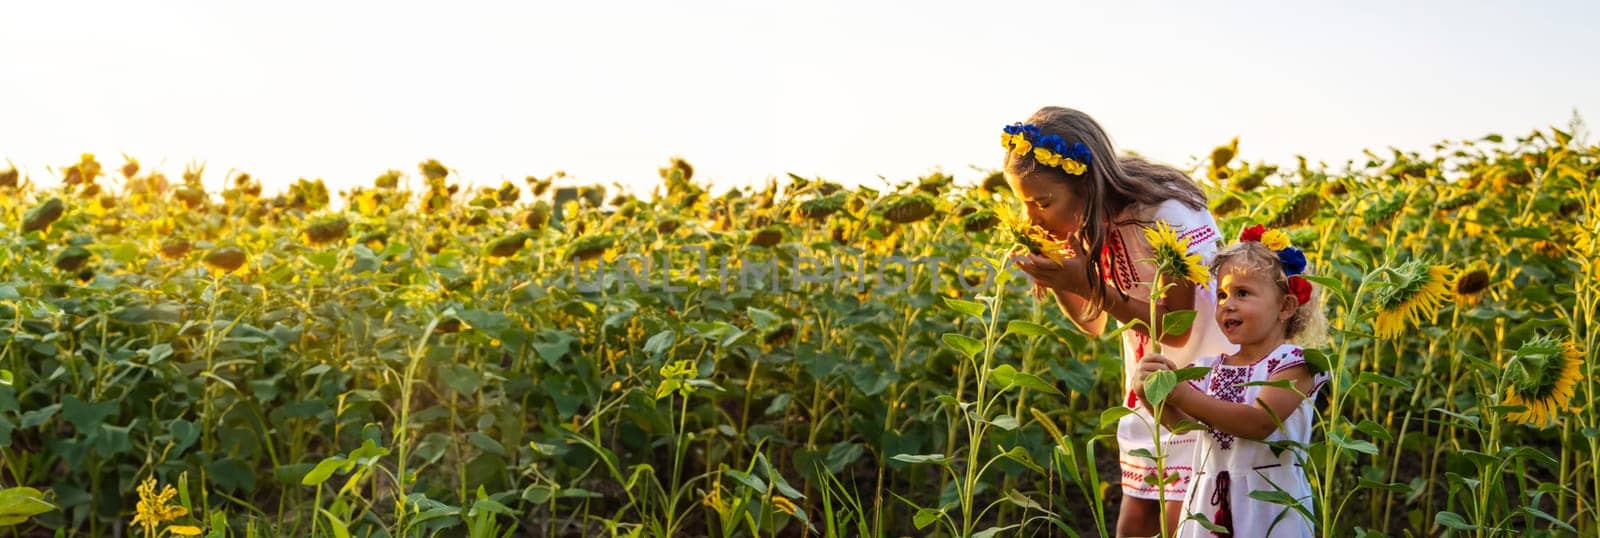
[0,125,1595,537]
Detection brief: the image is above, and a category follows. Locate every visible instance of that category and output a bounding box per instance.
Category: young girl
[1006,106,1236,536]
[1135,225,1329,537]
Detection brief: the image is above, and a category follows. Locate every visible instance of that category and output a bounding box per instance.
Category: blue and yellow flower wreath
[1001,122,1093,176]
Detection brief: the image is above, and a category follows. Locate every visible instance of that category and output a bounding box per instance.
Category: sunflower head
[1371,260,1452,340]
[1452,263,1491,303]
[202,247,248,274]
[993,203,1068,262]
[880,193,939,224]
[1268,191,1321,228]
[797,192,848,220]
[961,209,999,232]
[1143,222,1208,287]
[1504,336,1583,427]
[1210,194,1243,216]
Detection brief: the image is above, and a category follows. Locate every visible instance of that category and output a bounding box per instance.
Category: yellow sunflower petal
[1144,222,1209,286]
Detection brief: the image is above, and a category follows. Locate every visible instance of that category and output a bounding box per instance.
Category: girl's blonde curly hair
[1210,241,1328,348]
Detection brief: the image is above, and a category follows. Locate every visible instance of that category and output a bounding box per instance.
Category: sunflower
[993,203,1068,262]
[487,232,531,258]
[1503,336,1583,427]
[202,247,248,274]
[132,477,188,533]
[566,234,617,262]
[303,216,350,246]
[961,209,998,232]
[797,192,848,220]
[1268,191,1321,228]
[1452,263,1491,304]
[1143,222,1209,286]
[1371,260,1452,339]
[1210,194,1243,216]
[22,197,65,234]
[881,193,938,224]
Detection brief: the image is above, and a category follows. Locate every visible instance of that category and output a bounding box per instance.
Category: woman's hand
[1015,254,1087,296]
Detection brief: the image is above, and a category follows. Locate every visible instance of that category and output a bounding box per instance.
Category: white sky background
[3,1,1597,197]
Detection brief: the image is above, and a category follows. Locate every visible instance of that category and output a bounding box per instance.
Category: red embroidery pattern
[1119,460,1195,494]
[1269,360,1306,376]
[1177,224,1218,249]
[1205,359,1252,450]
[1100,230,1138,291]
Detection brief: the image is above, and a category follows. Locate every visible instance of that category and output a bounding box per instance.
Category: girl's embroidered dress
[1107,199,1236,500]
[1175,343,1327,537]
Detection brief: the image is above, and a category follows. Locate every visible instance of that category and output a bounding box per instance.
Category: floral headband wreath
[1001,122,1093,176]
[1238,224,1313,305]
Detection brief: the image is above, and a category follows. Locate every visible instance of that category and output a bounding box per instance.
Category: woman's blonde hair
[1004,106,1208,313]
[1210,241,1329,348]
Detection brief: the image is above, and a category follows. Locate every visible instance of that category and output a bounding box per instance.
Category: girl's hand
[1015,254,1087,295]
[1132,354,1176,403]
[1133,354,1175,384]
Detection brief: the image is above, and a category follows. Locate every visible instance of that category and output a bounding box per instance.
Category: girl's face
[1006,170,1086,243]
[1215,264,1296,346]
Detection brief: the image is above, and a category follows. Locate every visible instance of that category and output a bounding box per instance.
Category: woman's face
[1006,170,1086,244]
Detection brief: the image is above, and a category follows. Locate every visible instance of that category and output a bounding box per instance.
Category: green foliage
[0,129,1593,538]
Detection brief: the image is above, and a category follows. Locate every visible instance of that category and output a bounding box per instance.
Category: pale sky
[4,1,1597,197]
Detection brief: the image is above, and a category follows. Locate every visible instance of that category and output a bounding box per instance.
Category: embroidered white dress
[1106,200,1238,500]
[1174,344,1327,537]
